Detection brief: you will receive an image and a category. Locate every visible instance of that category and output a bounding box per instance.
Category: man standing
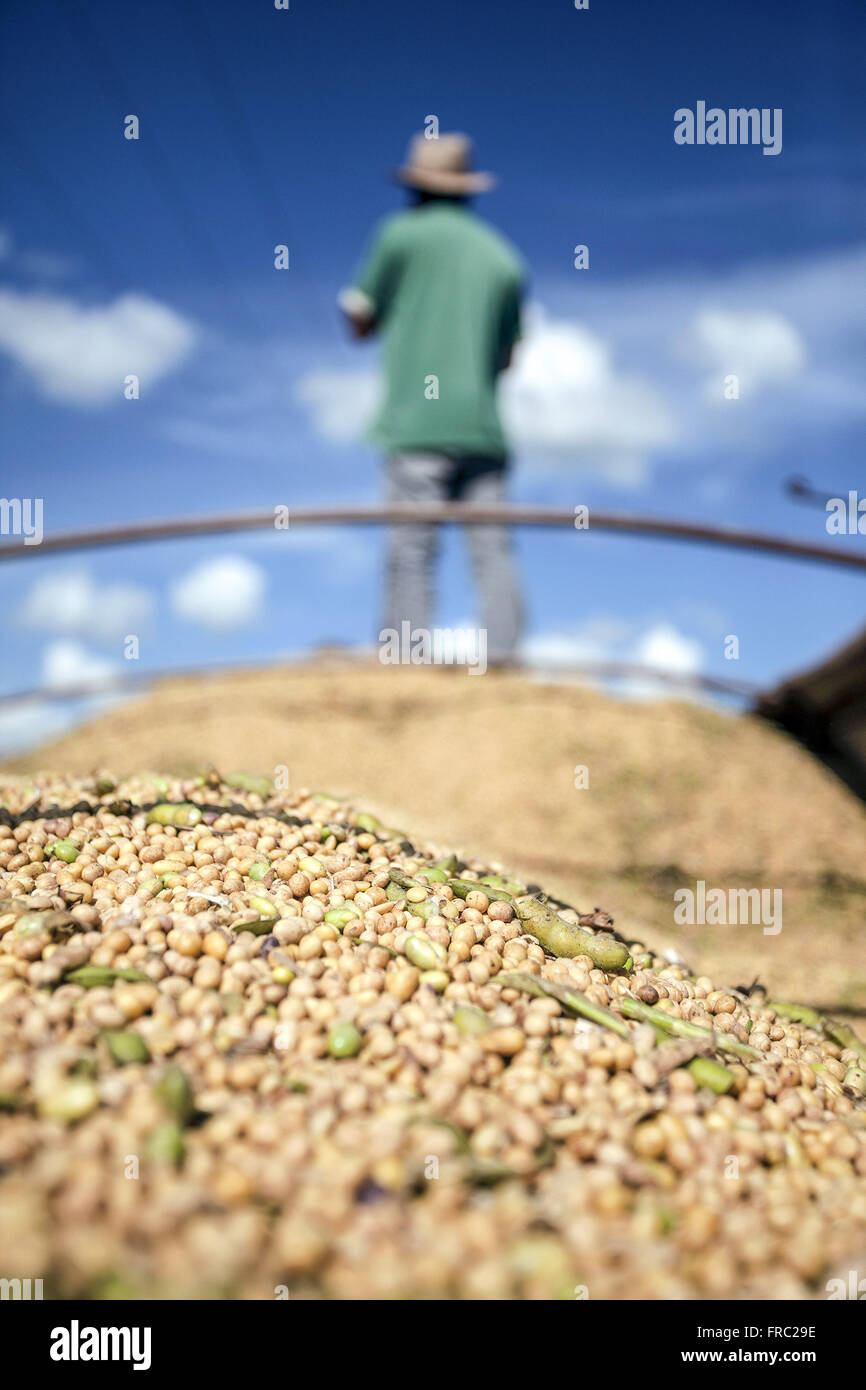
[339,132,526,667]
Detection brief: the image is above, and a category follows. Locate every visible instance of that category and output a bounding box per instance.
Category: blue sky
[1,0,864,753]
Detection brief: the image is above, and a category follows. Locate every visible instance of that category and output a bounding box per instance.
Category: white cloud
[0,289,196,405]
[522,616,633,669]
[522,617,704,701]
[18,570,154,643]
[294,367,380,443]
[41,640,119,691]
[688,308,806,402]
[293,306,676,487]
[502,308,677,481]
[633,623,702,675]
[170,555,265,630]
[536,244,866,464]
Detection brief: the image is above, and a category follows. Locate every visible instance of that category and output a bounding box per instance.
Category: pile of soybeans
[1,770,865,1301]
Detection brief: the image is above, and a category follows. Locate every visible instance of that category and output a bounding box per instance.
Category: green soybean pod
[513,898,632,972]
[448,877,513,904]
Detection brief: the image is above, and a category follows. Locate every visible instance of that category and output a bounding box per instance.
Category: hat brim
[391,165,496,195]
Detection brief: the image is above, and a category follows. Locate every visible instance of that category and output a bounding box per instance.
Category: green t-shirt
[348,202,526,458]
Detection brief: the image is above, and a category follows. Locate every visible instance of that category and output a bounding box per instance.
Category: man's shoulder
[369,209,418,249]
[462,212,526,281]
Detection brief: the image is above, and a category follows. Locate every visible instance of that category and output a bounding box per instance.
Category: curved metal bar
[1,504,864,570]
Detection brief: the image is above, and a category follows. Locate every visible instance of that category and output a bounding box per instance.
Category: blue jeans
[384,452,524,664]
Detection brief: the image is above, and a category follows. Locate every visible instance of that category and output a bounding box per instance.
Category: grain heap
[1,770,865,1300]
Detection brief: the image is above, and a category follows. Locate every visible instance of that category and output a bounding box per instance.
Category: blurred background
[1,0,864,1009]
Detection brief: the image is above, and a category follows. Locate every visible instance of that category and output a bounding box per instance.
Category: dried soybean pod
[512,898,632,972]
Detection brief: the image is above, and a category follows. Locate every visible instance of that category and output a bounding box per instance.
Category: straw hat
[392,132,495,195]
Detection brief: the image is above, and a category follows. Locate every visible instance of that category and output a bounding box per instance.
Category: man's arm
[497,269,526,372]
[338,219,400,342]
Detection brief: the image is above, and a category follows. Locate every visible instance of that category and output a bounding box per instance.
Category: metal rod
[1,504,864,570]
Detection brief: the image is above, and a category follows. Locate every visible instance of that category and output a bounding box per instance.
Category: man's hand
[338,288,377,340]
[342,310,376,339]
